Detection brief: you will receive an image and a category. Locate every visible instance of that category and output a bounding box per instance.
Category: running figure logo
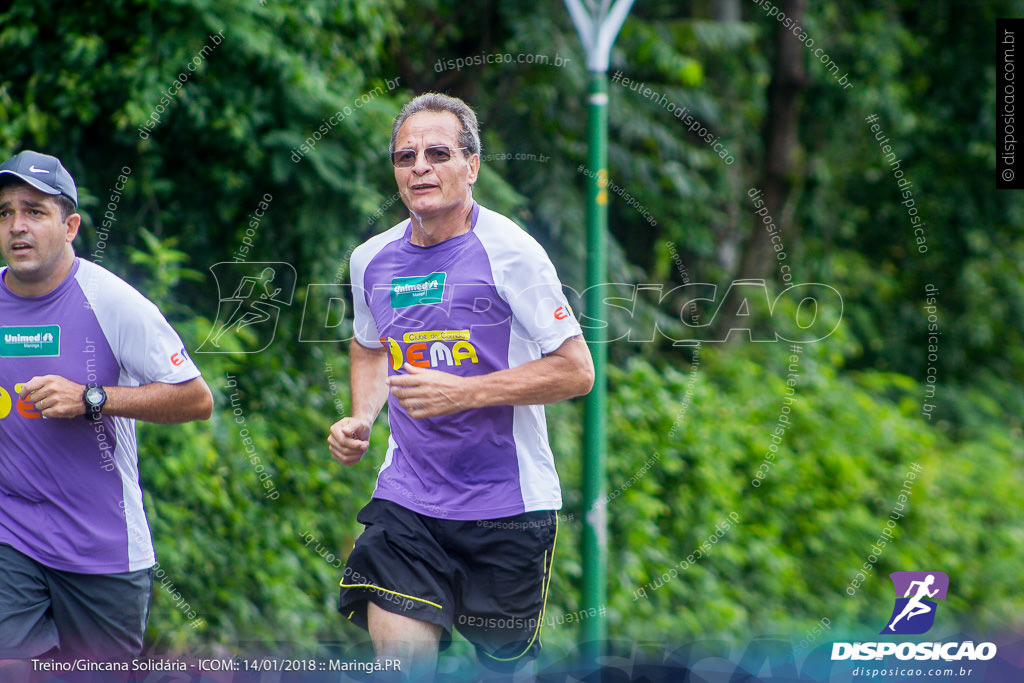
[197,262,296,353]
[881,571,949,635]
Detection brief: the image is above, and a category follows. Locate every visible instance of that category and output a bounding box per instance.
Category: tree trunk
[716,0,807,340]
[714,0,742,23]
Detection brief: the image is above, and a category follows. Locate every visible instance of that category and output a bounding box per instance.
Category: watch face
[85,387,104,405]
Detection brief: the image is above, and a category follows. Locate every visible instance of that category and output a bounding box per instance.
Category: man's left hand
[19,375,86,418]
[387,364,471,419]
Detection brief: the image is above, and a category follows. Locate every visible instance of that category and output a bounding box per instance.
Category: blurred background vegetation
[1,0,1020,667]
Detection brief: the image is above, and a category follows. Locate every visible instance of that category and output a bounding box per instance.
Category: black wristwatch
[83,383,107,421]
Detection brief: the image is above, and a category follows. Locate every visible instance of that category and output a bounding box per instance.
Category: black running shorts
[338,499,558,670]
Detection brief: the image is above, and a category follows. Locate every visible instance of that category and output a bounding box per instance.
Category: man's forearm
[350,341,389,424]
[464,352,592,408]
[104,377,213,423]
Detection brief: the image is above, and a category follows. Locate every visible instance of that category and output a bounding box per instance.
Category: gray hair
[389,93,481,158]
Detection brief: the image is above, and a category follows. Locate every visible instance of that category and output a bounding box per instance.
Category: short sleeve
[350,243,382,349]
[76,262,200,385]
[476,214,582,354]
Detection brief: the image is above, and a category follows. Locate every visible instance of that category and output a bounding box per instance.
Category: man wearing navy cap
[0,151,214,668]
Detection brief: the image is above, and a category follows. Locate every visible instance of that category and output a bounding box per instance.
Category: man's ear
[65,212,81,243]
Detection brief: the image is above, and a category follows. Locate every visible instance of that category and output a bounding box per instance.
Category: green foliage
[125,228,204,313]
[546,344,1023,652]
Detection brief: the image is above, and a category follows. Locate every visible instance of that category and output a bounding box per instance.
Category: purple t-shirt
[350,204,582,520]
[0,259,200,573]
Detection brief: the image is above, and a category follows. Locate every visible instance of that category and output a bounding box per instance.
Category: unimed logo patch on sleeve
[0,325,60,357]
[390,272,446,308]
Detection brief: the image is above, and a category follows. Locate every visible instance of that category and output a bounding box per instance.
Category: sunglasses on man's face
[391,145,468,168]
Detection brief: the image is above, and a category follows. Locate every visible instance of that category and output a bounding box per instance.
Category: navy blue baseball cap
[0,150,78,208]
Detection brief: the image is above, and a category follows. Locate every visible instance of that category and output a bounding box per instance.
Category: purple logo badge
[881,571,949,635]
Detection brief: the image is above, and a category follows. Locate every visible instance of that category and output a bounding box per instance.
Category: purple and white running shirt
[0,258,200,573]
[351,204,583,520]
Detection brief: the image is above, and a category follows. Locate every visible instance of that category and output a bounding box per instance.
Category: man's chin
[3,263,48,286]
[407,207,444,224]
[2,263,32,280]
[408,199,469,221]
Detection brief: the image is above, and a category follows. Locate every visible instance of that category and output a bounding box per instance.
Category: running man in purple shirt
[328,94,594,679]
[0,151,213,670]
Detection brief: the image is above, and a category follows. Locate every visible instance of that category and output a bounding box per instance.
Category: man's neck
[409,201,474,246]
